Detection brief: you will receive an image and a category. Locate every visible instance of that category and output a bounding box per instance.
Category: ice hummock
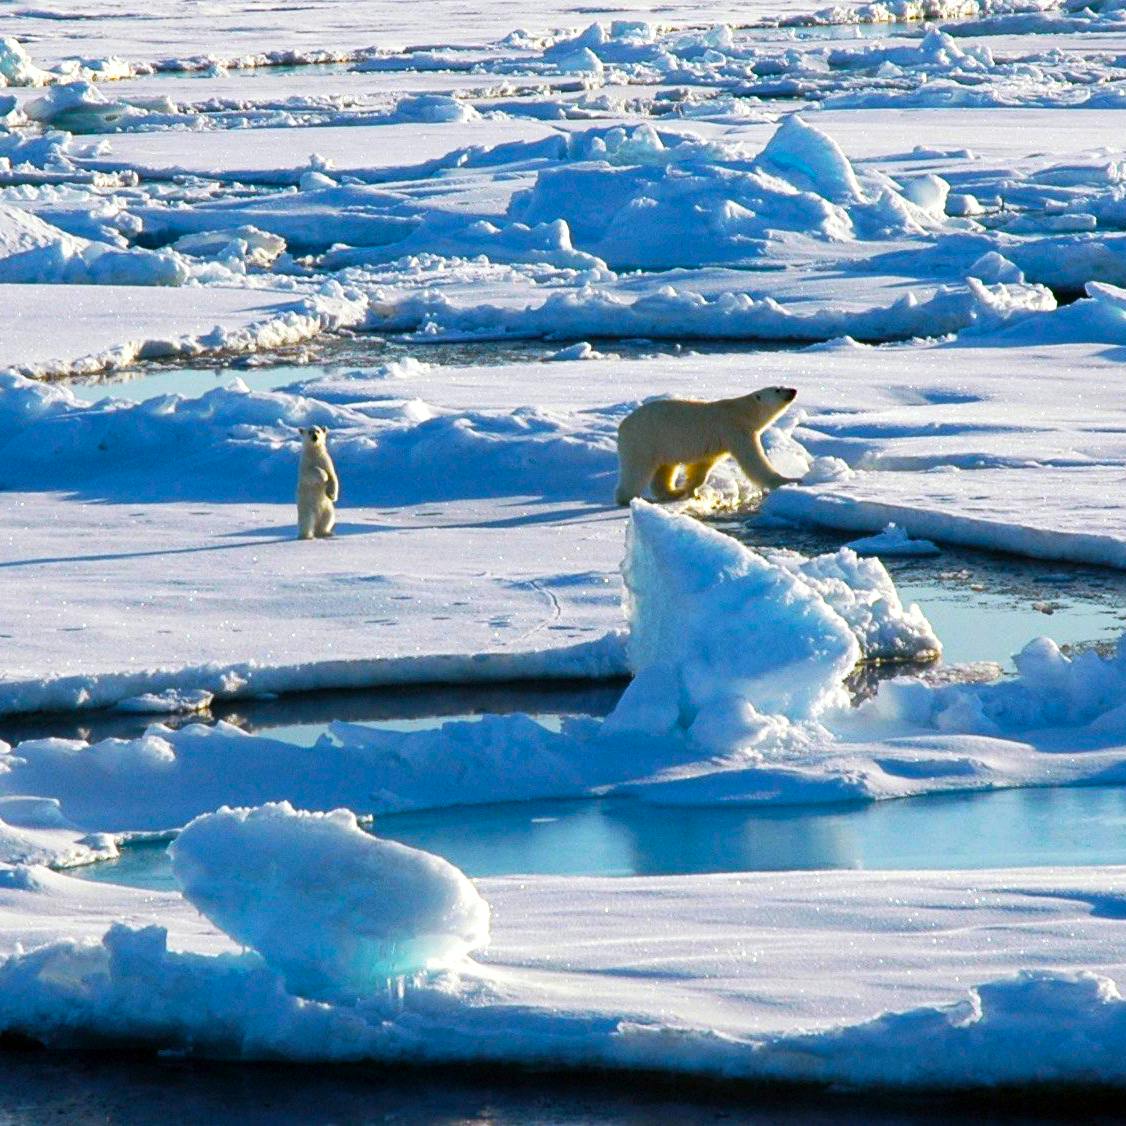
[619,500,860,726]
[169,802,489,1001]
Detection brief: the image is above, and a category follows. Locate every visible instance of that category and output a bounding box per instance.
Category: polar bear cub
[296,425,339,540]
[614,385,799,505]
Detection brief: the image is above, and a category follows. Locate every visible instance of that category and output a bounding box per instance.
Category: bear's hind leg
[614,452,657,506]
[297,507,316,540]
[679,458,717,498]
[314,502,336,538]
[650,463,685,502]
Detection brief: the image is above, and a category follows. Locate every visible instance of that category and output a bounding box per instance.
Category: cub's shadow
[0,523,392,569]
[221,522,396,539]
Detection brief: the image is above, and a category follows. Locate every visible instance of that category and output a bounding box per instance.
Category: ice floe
[1,863,1126,1087]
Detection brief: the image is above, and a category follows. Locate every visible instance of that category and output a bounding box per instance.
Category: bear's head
[742,386,797,426]
[299,425,328,447]
[754,386,797,407]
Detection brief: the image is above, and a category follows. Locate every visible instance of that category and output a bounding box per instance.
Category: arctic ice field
[10,0,1126,1105]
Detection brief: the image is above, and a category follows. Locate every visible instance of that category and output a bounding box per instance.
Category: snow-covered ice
[1,860,1126,1088]
[9,503,1126,828]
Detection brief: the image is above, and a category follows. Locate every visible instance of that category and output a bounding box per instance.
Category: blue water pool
[71,784,1126,892]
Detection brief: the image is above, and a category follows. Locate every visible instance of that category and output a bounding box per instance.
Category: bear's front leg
[728,431,796,491]
[679,458,718,497]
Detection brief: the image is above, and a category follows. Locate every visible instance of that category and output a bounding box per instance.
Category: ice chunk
[801,455,856,483]
[0,37,52,87]
[968,251,1025,285]
[900,173,950,216]
[23,82,130,132]
[114,689,214,715]
[172,226,286,269]
[548,341,601,361]
[767,544,942,660]
[392,93,481,123]
[862,634,1126,738]
[169,802,489,1002]
[754,114,865,205]
[299,170,338,191]
[0,203,188,287]
[947,193,984,217]
[844,523,942,558]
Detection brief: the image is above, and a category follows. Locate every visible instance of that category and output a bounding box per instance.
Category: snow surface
[7,504,1126,833]
[0,506,940,828]
[3,336,1126,708]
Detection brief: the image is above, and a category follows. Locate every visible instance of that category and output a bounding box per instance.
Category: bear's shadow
[435,503,621,531]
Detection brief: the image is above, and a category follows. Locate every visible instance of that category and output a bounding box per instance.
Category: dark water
[0,1043,1100,1125]
[55,336,798,403]
[0,678,624,749]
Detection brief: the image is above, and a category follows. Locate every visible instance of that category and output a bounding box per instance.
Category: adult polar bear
[614,385,800,505]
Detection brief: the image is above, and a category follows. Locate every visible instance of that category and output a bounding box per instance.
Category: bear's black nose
[783,387,797,400]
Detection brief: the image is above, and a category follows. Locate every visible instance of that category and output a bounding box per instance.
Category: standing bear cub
[296,425,339,540]
[614,386,799,505]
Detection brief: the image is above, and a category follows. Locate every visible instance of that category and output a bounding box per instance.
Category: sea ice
[113,689,214,716]
[0,504,946,826]
[1,0,1126,1091]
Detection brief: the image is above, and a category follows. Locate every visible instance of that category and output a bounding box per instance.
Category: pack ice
[5,0,1126,1094]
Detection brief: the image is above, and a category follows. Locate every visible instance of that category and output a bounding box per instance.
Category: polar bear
[296,425,339,540]
[614,386,799,506]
